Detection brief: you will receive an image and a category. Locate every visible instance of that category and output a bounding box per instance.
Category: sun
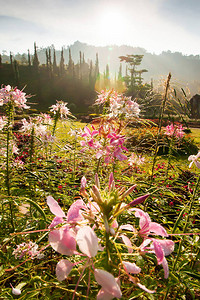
[96,7,130,44]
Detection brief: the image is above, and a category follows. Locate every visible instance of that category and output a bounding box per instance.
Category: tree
[67,48,73,77]
[59,47,65,76]
[53,48,58,75]
[95,53,100,80]
[33,42,39,72]
[28,49,31,67]
[119,54,149,98]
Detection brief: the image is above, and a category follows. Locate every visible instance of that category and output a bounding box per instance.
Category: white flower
[10,283,21,295]
[188,151,200,169]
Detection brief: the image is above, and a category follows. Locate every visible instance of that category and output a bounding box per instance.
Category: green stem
[164,174,200,299]
[29,126,34,168]
[165,136,174,181]
[96,157,101,176]
[150,73,171,183]
[6,102,15,232]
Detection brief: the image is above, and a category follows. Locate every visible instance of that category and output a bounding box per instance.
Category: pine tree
[60,47,65,76]
[28,49,31,67]
[53,48,58,75]
[33,42,39,72]
[89,60,93,86]
[14,60,20,86]
[79,51,82,80]
[68,48,73,76]
[45,49,49,67]
[48,48,52,69]
[105,64,110,79]
[95,53,100,79]
[10,52,13,65]
[118,63,122,80]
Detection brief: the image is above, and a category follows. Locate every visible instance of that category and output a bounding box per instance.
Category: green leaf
[172,206,186,233]
[25,198,46,222]
[184,271,200,280]
[15,282,27,290]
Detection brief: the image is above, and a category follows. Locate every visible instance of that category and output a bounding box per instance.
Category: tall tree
[118,63,122,80]
[59,47,65,76]
[27,49,31,67]
[14,60,20,86]
[33,42,39,72]
[10,52,13,65]
[119,54,148,97]
[53,48,58,75]
[68,48,73,76]
[95,53,100,80]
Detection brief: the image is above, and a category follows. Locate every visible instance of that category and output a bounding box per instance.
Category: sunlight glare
[96,8,130,44]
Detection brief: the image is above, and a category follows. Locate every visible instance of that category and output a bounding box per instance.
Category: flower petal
[122,261,141,274]
[97,288,115,300]
[94,269,122,298]
[154,239,174,256]
[47,196,66,218]
[120,235,133,253]
[49,226,76,255]
[161,257,169,279]
[148,222,168,237]
[49,216,64,228]
[137,283,156,294]
[56,259,73,281]
[67,200,86,223]
[153,240,164,265]
[76,226,98,257]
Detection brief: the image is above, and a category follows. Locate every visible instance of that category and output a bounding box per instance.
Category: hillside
[1,41,200,94]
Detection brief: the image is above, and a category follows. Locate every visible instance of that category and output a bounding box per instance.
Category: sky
[0,0,200,55]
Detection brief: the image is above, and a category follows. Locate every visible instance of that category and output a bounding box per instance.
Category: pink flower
[132,208,168,237]
[49,226,77,255]
[56,259,74,282]
[140,238,174,278]
[50,100,71,119]
[128,153,145,166]
[164,123,184,139]
[122,261,141,274]
[188,151,200,168]
[0,116,7,130]
[95,269,122,299]
[0,85,30,109]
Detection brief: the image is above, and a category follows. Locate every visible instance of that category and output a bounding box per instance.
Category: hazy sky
[0,0,200,55]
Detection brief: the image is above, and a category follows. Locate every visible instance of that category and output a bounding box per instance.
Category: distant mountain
[2,41,200,94]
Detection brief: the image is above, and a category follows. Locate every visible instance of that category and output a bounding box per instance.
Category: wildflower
[0,116,7,130]
[140,238,174,279]
[10,283,21,295]
[50,100,71,119]
[95,269,122,299]
[188,151,200,168]
[128,153,145,167]
[0,84,30,109]
[13,241,42,259]
[164,123,184,139]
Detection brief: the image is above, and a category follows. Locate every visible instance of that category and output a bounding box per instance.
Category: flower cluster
[20,117,53,144]
[46,173,174,298]
[188,151,200,169]
[95,90,140,119]
[13,241,43,259]
[164,123,185,139]
[0,116,7,130]
[50,100,71,119]
[0,85,30,109]
[128,153,145,167]
[80,125,128,163]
